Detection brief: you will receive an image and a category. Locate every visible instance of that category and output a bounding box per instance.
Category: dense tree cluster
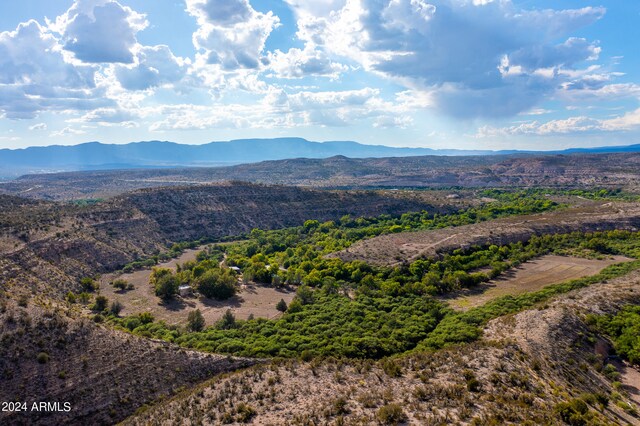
[149,262,237,301]
[588,305,640,365]
[119,227,640,359]
[108,190,640,359]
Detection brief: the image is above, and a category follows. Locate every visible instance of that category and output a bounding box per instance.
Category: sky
[0,0,639,151]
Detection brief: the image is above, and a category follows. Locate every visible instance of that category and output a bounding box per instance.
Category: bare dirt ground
[99,249,295,326]
[444,255,632,311]
[612,360,640,407]
[330,201,640,265]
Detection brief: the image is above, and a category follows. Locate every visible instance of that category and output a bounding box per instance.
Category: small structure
[178,285,192,297]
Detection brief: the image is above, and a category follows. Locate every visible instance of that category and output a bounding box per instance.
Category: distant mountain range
[1,137,639,177]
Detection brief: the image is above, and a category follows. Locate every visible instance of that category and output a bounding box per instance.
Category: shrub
[603,364,620,381]
[235,403,257,423]
[555,398,591,425]
[110,300,123,316]
[139,312,154,324]
[187,309,206,332]
[37,352,49,364]
[463,369,481,392]
[77,292,91,305]
[93,295,108,312]
[80,277,97,292]
[17,295,28,307]
[216,309,236,330]
[376,403,407,425]
[381,359,402,378]
[112,279,129,291]
[276,298,288,312]
[331,397,349,415]
[124,317,141,331]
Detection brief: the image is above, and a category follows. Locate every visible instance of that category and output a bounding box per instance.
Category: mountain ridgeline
[0,138,442,176]
[2,137,640,177]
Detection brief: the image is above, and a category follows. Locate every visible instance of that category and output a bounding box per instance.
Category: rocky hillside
[0,183,447,297]
[0,296,258,426]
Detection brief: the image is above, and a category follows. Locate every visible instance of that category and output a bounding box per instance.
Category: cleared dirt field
[330,201,640,266]
[444,255,632,311]
[99,248,295,326]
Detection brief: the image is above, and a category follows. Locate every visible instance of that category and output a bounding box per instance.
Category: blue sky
[0,0,639,150]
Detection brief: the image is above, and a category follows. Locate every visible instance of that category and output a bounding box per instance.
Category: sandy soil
[444,255,632,311]
[99,247,295,326]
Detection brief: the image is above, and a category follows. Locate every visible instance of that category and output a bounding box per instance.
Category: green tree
[150,267,173,286]
[196,268,237,300]
[93,295,108,312]
[187,309,206,332]
[217,309,236,329]
[155,274,179,299]
[276,298,288,312]
[287,298,303,313]
[296,285,314,305]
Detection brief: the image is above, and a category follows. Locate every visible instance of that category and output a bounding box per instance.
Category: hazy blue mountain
[0,137,638,177]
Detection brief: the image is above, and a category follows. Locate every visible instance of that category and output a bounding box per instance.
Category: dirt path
[444,255,632,311]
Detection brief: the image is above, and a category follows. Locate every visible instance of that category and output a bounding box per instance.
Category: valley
[1,161,640,425]
[3,1,640,424]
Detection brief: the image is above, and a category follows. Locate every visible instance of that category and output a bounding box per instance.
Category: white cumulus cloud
[115,45,190,91]
[49,0,148,64]
[186,0,279,70]
[284,0,608,118]
[0,20,102,119]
